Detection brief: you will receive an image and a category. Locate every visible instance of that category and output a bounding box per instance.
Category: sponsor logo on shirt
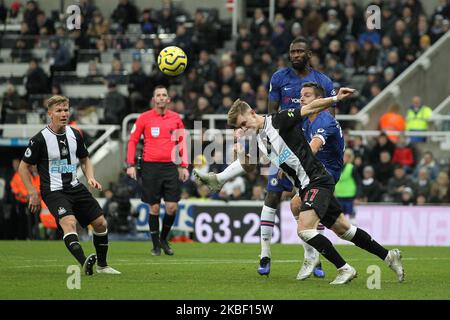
[50,159,76,174]
[278,147,293,166]
[58,207,67,216]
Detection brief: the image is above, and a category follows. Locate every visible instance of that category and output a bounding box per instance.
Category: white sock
[260,205,276,258]
[302,242,317,260]
[216,160,245,184]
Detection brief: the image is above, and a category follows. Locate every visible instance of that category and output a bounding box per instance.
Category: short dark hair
[302,82,325,97]
[153,85,168,96]
[291,36,309,48]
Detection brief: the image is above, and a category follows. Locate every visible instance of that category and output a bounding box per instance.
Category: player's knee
[298,229,319,242]
[336,224,357,240]
[93,217,108,232]
[264,192,281,208]
[165,203,177,215]
[59,217,77,233]
[150,204,160,214]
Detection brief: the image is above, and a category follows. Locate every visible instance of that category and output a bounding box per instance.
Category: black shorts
[141,162,180,205]
[42,184,103,228]
[299,186,343,228]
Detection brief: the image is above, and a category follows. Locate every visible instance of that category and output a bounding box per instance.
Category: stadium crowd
[0,0,449,239]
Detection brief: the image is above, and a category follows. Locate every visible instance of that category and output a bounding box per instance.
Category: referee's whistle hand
[88,178,102,191]
[127,167,137,180]
[178,167,190,182]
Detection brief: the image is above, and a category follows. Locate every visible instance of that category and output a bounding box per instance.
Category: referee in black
[18,95,120,275]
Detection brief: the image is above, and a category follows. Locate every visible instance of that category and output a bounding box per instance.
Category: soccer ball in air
[157,46,187,76]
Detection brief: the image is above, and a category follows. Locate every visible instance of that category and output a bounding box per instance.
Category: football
[157,46,188,76]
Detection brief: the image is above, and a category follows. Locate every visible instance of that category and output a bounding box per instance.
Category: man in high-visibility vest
[405,96,432,143]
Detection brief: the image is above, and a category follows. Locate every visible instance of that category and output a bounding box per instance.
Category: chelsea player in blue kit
[259,38,338,278]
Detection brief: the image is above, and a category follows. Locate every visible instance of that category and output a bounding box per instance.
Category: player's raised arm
[300,87,355,117]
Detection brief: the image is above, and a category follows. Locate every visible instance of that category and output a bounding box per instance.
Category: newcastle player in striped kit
[196,88,404,284]
[18,95,120,275]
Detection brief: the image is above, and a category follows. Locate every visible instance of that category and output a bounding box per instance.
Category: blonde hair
[227,99,251,127]
[46,95,69,109]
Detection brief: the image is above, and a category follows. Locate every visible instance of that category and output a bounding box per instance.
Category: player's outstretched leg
[333,215,404,282]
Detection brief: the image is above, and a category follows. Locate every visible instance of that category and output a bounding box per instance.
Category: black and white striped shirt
[257,108,334,191]
[22,126,89,195]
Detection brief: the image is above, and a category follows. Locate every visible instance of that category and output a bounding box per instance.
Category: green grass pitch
[0,241,449,300]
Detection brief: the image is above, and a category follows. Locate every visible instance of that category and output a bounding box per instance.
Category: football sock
[260,205,276,258]
[93,229,109,267]
[341,226,388,260]
[217,160,245,184]
[160,214,176,241]
[305,234,346,269]
[63,232,87,265]
[316,224,325,267]
[149,213,160,249]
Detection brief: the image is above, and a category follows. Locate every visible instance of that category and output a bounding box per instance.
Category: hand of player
[88,178,102,191]
[28,192,41,214]
[336,87,356,101]
[127,166,137,180]
[178,167,190,182]
[234,128,245,140]
[277,170,285,179]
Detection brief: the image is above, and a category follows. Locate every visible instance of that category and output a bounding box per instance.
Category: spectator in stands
[101,81,127,124]
[0,0,6,23]
[429,171,450,203]
[379,104,406,143]
[335,149,360,220]
[413,151,440,181]
[251,8,272,37]
[370,132,396,162]
[111,0,138,30]
[430,14,446,42]
[82,60,104,84]
[157,4,177,33]
[193,10,216,53]
[417,34,431,56]
[37,11,55,35]
[405,96,433,143]
[10,38,33,63]
[392,134,417,173]
[361,66,380,99]
[87,10,109,38]
[140,8,157,34]
[385,51,405,77]
[76,104,99,144]
[271,22,290,57]
[106,58,126,84]
[374,151,395,186]
[413,167,432,201]
[434,0,450,19]
[173,24,192,57]
[23,0,40,35]
[343,37,361,70]
[1,83,27,124]
[377,35,396,71]
[358,23,381,47]
[399,33,418,66]
[24,58,50,99]
[387,165,414,203]
[8,0,21,20]
[342,4,364,39]
[382,67,396,87]
[359,165,383,203]
[190,96,214,123]
[351,136,370,167]
[401,187,415,206]
[390,19,407,48]
[128,60,149,113]
[47,38,72,78]
[195,50,219,85]
[318,9,342,40]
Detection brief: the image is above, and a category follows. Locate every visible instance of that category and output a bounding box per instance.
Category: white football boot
[385,249,405,282]
[296,253,320,280]
[97,266,121,274]
[330,264,357,285]
[193,169,224,192]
